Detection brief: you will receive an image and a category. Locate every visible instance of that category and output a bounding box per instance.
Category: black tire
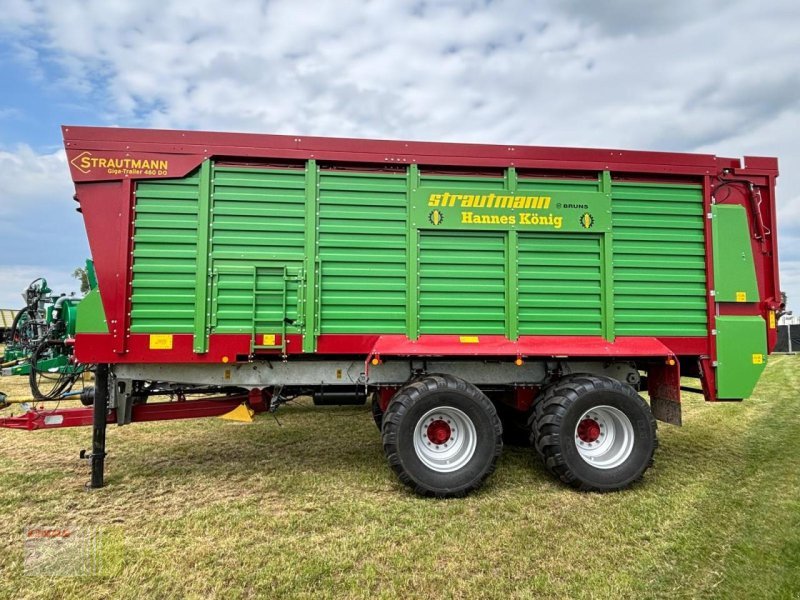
[382,374,503,498]
[371,393,384,431]
[529,374,657,492]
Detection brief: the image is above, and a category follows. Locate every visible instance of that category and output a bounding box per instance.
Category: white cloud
[6,1,796,148]
[0,0,39,32]
[0,145,89,302]
[0,145,71,217]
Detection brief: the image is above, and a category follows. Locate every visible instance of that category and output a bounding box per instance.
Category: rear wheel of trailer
[530,375,657,491]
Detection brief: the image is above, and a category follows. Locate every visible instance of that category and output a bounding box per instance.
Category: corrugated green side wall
[318,171,408,333]
[210,166,306,334]
[130,173,200,333]
[419,231,506,334]
[518,234,603,335]
[416,173,508,335]
[611,182,707,336]
[129,163,708,342]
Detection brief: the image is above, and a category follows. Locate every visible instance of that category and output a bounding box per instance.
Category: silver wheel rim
[413,406,477,473]
[574,405,635,469]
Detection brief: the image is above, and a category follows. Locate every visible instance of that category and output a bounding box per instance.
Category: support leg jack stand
[84,364,109,489]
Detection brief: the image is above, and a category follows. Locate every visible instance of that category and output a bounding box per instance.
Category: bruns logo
[70,151,169,176]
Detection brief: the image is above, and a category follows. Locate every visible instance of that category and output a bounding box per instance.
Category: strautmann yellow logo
[428,192,551,210]
[429,209,444,226]
[70,151,169,176]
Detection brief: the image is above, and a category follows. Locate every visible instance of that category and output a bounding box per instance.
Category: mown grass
[0,356,798,599]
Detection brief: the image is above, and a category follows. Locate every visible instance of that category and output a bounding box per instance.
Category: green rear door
[712,203,765,399]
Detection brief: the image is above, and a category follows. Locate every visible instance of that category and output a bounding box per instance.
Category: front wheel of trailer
[381,374,503,498]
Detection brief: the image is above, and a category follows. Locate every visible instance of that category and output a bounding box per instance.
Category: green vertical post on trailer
[600,171,615,342]
[192,159,213,353]
[303,159,319,353]
[407,164,420,340]
[505,167,519,341]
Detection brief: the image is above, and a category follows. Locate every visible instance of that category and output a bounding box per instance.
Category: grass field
[0,355,798,599]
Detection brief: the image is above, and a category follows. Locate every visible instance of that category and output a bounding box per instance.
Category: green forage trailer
[0,126,782,497]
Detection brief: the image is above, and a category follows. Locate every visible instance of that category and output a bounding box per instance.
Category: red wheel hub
[426,419,452,445]
[577,418,601,443]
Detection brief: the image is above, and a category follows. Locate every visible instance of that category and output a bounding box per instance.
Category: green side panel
[75,289,108,334]
[711,204,759,303]
[517,233,603,335]
[130,172,201,333]
[210,167,306,334]
[716,315,767,399]
[611,182,707,336]
[419,231,506,334]
[317,170,408,334]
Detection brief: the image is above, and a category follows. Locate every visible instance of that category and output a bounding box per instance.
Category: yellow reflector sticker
[262,334,276,346]
[769,311,776,329]
[736,291,747,302]
[149,334,173,350]
[752,353,764,365]
[459,336,480,344]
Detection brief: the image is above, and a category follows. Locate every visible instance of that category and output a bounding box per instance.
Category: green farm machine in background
[0,261,94,399]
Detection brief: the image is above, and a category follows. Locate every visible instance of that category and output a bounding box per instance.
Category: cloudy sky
[0,0,798,312]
